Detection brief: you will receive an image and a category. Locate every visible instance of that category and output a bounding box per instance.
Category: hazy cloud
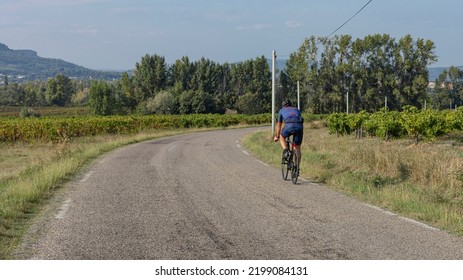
[125,31,163,38]
[236,23,271,31]
[25,0,104,6]
[108,7,147,14]
[286,20,302,28]
[204,11,243,22]
[71,27,98,35]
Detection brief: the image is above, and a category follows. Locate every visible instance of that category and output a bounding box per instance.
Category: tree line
[282,34,443,113]
[0,74,92,108]
[0,56,272,115]
[431,66,463,110]
[107,55,272,115]
[1,33,461,116]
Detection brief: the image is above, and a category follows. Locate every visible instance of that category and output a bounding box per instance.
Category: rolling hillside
[0,43,122,81]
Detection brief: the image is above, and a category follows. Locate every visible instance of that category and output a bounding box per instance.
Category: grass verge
[242,125,463,236]
[0,127,214,259]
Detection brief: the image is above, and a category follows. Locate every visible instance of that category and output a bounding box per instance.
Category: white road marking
[79,171,94,183]
[363,203,396,216]
[363,203,439,231]
[399,216,439,231]
[235,139,439,233]
[55,199,72,219]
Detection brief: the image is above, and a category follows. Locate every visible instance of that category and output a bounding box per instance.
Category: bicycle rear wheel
[291,149,299,184]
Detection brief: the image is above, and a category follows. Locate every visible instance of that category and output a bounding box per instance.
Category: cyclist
[273,99,304,171]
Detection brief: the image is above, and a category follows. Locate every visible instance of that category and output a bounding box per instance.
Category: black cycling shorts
[281,126,303,145]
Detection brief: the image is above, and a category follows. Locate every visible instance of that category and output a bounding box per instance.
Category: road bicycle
[281,134,299,184]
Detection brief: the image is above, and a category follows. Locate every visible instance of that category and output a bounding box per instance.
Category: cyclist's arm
[274,121,283,141]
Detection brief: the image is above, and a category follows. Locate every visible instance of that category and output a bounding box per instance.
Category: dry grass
[0,128,212,259]
[243,125,463,236]
[2,124,463,258]
[0,142,66,184]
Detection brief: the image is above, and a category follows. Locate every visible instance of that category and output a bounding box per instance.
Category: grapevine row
[326,106,463,143]
[0,114,270,143]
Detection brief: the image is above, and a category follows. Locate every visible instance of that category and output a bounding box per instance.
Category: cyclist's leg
[280,126,290,152]
[293,129,303,169]
[294,145,301,170]
[279,133,288,150]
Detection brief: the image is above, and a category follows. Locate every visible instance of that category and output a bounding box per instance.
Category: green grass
[242,126,463,236]
[0,127,215,259]
[3,122,463,258]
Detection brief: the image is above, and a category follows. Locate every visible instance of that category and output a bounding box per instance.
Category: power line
[326,0,374,38]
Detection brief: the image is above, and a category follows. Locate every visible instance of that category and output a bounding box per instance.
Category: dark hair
[282,99,292,107]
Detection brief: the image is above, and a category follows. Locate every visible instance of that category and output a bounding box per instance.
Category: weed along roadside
[0,116,267,259]
[242,124,463,237]
[0,130,188,259]
[2,114,463,259]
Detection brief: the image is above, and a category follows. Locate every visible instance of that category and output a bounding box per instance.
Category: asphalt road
[15,127,463,259]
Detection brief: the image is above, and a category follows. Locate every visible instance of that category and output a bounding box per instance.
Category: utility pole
[346,91,349,114]
[297,81,300,110]
[272,50,276,136]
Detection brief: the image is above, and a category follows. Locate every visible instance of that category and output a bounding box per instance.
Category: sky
[1,0,462,70]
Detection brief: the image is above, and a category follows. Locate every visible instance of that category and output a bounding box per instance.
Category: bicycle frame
[281,134,299,184]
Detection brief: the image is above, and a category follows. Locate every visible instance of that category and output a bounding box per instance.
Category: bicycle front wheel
[291,150,299,184]
[281,150,290,180]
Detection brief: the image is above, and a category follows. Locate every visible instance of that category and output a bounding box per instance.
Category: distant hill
[0,43,122,81]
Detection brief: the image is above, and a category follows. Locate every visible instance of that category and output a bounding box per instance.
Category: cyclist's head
[282,99,292,107]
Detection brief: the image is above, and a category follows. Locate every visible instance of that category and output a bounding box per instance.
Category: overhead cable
[326,0,374,38]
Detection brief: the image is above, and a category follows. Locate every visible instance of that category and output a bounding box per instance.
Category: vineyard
[0,114,270,143]
[326,106,463,143]
[4,108,463,144]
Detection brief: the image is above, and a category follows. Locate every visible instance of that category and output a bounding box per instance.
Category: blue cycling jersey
[277,106,303,126]
[277,106,304,145]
